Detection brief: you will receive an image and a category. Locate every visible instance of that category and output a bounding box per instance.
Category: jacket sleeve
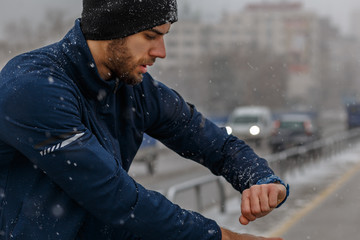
[144,79,285,193]
[0,72,221,240]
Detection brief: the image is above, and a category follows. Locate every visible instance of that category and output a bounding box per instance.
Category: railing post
[195,185,203,211]
[216,178,226,213]
[165,129,360,215]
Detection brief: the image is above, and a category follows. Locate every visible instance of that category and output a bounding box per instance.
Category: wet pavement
[271,152,360,239]
[204,142,360,239]
[129,140,360,239]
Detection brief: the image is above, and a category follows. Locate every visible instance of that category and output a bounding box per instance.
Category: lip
[139,65,147,74]
[139,63,153,74]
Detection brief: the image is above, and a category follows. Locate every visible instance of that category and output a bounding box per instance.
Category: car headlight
[225,126,232,135]
[249,125,260,136]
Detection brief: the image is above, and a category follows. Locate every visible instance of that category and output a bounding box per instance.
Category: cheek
[127,42,149,58]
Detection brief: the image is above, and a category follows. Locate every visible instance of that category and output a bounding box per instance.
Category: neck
[86,40,112,80]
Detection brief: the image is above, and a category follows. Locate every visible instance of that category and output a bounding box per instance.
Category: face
[104,23,171,85]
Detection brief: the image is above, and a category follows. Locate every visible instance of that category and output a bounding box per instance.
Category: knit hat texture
[81,0,178,40]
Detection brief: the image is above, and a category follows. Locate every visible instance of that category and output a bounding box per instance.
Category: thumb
[275,184,287,206]
[239,215,250,225]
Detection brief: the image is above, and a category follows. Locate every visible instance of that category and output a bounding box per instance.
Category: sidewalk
[202,143,360,238]
[270,158,360,239]
[130,140,360,239]
[129,148,210,191]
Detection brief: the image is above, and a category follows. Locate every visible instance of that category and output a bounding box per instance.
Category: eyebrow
[148,29,170,36]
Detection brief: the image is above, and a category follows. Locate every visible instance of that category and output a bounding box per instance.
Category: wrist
[220,227,230,240]
[256,175,289,207]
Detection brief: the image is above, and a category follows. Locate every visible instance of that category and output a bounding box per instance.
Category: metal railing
[165,128,360,213]
[266,128,360,163]
[166,174,227,213]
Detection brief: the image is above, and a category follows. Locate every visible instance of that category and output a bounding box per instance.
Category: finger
[241,193,256,221]
[239,215,250,225]
[240,191,256,224]
[276,184,287,204]
[237,233,283,240]
[250,186,261,215]
[259,237,283,240]
[259,185,271,213]
[268,186,279,208]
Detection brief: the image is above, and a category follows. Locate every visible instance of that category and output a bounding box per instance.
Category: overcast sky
[1,0,360,40]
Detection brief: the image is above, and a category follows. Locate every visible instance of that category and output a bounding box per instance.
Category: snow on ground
[203,142,360,236]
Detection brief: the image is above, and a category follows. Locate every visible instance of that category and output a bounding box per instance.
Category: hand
[221,227,283,240]
[239,183,286,225]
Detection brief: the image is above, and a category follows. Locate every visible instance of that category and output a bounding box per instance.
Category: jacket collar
[60,19,124,100]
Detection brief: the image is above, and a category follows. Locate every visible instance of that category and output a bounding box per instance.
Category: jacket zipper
[114,78,120,94]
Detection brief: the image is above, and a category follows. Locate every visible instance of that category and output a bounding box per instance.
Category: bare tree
[1,8,74,64]
[200,46,288,115]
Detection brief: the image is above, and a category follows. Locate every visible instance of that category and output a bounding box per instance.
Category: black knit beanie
[81,0,178,40]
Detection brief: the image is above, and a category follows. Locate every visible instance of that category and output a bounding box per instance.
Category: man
[0,0,289,239]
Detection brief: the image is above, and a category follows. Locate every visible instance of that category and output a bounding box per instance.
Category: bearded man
[0,0,288,239]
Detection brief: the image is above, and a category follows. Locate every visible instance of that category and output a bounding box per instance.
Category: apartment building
[155,2,342,108]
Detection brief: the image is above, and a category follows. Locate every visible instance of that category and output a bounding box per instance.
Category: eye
[145,34,157,40]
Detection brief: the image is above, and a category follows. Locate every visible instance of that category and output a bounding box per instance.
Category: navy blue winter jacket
[0,20,287,239]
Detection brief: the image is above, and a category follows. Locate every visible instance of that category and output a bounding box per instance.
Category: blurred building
[217,2,320,105]
[328,36,360,106]
[350,9,360,41]
[155,1,349,111]
[349,9,360,77]
[163,19,208,71]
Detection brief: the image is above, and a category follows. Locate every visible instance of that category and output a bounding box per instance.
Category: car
[345,102,360,129]
[268,113,320,153]
[225,106,273,146]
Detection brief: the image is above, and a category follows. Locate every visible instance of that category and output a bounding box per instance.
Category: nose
[149,37,166,59]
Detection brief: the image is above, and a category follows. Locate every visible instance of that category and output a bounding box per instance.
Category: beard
[106,39,153,86]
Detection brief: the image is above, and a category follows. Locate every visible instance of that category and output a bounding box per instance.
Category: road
[274,158,360,239]
[129,139,360,237]
[128,115,354,237]
[129,112,345,193]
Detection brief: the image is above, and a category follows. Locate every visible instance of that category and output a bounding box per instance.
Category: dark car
[268,113,320,153]
[345,103,360,129]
